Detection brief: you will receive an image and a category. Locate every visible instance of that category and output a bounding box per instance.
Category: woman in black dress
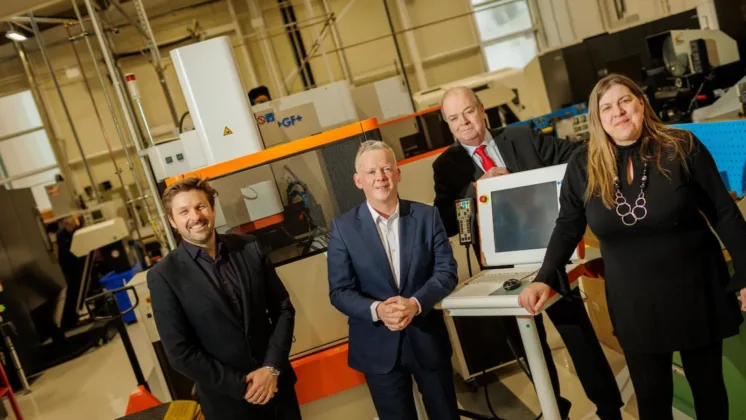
[518,74,746,419]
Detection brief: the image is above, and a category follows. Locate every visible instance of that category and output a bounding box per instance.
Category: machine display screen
[490,181,557,253]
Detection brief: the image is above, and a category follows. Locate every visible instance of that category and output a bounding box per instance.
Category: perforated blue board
[672,121,746,197]
[511,103,588,130]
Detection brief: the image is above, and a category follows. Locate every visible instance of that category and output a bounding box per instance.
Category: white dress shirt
[366,201,421,323]
[460,130,507,172]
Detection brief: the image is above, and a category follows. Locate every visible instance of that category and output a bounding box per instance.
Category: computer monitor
[475,164,578,267]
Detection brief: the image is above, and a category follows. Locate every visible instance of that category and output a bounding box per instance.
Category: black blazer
[148,234,296,419]
[433,126,579,238]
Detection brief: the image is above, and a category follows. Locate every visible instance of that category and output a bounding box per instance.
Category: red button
[479,195,488,203]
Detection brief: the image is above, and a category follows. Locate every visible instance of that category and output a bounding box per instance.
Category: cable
[482,370,505,420]
[465,243,473,277]
[178,111,191,133]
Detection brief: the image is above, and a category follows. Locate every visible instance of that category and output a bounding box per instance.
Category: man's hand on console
[479,167,510,180]
[244,367,279,405]
[475,167,510,186]
[738,287,746,312]
[518,283,553,315]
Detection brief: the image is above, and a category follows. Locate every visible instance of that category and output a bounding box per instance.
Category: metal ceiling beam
[9,15,77,25]
[0,0,58,22]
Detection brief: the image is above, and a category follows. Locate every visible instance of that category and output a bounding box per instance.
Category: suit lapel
[447,143,483,181]
[398,201,416,292]
[357,204,398,291]
[491,128,520,173]
[175,246,243,330]
[221,235,253,335]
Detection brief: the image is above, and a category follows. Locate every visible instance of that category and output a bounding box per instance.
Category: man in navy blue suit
[327,140,460,420]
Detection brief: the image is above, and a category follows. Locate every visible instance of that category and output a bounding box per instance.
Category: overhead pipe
[278,0,316,89]
[131,0,181,128]
[282,0,359,89]
[320,0,352,82]
[394,0,427,90]
[226,0,259,87]
[83,0,177,251]
[64,23,145,243]
[304,0,334,83]
[71,0,166,252]
[246,0,287,96]
[28,12,102,203]
[382,0,432,149]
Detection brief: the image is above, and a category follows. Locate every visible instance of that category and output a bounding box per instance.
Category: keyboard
[468,270,539,286]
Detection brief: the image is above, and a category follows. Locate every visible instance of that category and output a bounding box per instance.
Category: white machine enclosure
[179,130,208,171]
[662,29,740,72]
[170,36,264,165]
[240,180,284,222]
[146,140,191,181]
[411,56,554,121]
[251,80,358,130]
[70,217,129,257]
[475,163,578,267]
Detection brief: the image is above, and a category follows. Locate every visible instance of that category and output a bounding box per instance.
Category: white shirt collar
[460,130,494,157]
[367,201,400,223]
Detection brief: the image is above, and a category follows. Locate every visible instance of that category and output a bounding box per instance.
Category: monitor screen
[490,181,558,253]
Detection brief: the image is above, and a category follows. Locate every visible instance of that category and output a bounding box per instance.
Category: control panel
[455,198,475,245]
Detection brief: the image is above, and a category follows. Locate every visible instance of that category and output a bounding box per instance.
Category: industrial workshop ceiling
[0,0,102,47]
[0,0,216,46]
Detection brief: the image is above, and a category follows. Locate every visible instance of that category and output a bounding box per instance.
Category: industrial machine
[692,75,746,122]
[412,55,557,127]
[0,187,122,391]
[442,164,584,420]
[70,217,135,317]
[645,29,743,123]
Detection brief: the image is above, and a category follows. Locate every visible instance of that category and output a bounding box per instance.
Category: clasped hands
[376,296,419,331]
[244,367,278,405]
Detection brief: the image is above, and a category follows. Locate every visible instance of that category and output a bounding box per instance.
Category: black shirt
[535,134,746,353]
[183,237,245,321]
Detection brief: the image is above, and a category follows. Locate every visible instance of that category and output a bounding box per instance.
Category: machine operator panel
[455,198,474,246]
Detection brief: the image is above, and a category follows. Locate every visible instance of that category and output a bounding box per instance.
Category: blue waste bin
[99,263,142,323]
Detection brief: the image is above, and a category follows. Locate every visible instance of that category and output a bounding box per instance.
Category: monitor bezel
[476,163,578,267]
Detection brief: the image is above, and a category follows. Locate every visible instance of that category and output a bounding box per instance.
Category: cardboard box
[580,275,623,354]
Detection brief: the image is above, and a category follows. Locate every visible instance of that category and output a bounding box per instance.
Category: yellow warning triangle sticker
[223,126,233,136]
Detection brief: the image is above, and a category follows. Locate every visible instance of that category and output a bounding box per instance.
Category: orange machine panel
[165,118,379,186]
[291,343,366,406]
[232,213,285,234]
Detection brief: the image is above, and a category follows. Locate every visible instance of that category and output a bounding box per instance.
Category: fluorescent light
[5,30,27,42]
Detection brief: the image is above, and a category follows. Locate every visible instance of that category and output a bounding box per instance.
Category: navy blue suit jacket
[328,200,458,374]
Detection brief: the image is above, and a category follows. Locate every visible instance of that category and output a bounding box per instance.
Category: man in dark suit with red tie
[431,87,624,420]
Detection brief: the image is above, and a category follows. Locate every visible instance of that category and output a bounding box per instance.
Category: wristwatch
[264,366,280,376]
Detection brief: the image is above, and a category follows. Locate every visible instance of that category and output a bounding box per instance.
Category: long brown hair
[585,74,693,208]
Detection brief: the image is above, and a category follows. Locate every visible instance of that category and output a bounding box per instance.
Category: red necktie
[475,144,496,171]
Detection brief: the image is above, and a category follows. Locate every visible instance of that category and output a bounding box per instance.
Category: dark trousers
[199,384,302,420]
[536,290,624,420]
[624,341,728,420]
[261,385,303,420]
[364,334,459,420]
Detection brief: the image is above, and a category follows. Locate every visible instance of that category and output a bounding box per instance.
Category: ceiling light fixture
[5,30,27,42]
